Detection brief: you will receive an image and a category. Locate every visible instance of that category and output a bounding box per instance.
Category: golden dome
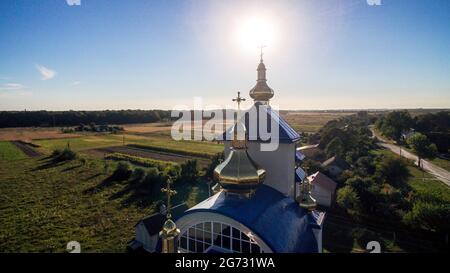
[162,219,178,235]
[214,121,266,196]
[249,60,274,102]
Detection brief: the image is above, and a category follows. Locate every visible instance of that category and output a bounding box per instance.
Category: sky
[0,0,449,111]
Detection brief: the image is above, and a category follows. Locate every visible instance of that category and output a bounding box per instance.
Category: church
[130,53,325,253]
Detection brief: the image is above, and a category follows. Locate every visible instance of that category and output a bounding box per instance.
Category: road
[370,127,450,187]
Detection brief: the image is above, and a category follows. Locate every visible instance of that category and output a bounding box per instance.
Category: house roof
[222,103,300,144]
[297,144,319,151]
[322,156,350,169]
[138,203,188,235]
[295,167,307,182]
[295,150,306,162]
[308,171,337,193]
[177,184,324,253]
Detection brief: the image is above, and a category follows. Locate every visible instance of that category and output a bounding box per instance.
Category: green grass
[429,157,450,172]
[34,133,223,157]
[0,156,209,252]
[0,141,27,161]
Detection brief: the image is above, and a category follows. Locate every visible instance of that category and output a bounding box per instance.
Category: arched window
[178,221,263,253]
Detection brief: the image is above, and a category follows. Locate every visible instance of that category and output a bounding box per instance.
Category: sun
[235,16,277,53]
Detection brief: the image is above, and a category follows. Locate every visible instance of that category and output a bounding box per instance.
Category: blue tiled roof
[296,150,306,162]
[222,103,301,143]
[295,167,307,182]
[179,185,322,253]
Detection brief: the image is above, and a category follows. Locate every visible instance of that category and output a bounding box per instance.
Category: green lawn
[0,141,27,161]
[0,155,209,252]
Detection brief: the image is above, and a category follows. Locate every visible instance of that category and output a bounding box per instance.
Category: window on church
[178,221,263,253]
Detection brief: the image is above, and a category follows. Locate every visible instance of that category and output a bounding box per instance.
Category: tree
[407,133,438,168]
[204,152,224,180]
[180,159,199,184]
[403,201,450,232]
[337,186,361,214]
[377,111,413,143]
[325,137,345,158]
[375,155,410,189]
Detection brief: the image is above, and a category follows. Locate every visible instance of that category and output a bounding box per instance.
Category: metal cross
[232,91,246,111]
[161,177,177,219]
[258,44,267,62]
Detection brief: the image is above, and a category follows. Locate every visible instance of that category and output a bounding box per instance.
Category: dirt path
[370,127,450,186]
[12,141,42,157]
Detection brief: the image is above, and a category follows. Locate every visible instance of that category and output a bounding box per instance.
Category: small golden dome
[162,219,178,235]
[249,60,274,102]
[214,121,266,196]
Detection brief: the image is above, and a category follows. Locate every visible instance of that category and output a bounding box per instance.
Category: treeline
[376,110,449,153]
[0,110,173,128]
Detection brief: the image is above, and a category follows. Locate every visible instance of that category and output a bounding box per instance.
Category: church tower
[249,48,274,103]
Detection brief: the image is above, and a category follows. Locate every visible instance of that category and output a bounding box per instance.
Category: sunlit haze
[0,0,449,110]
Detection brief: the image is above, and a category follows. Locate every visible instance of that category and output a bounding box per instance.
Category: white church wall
[223,140,296,197]
[247,141,296,197]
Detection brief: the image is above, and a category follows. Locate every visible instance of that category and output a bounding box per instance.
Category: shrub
[403,201,450,232]
[204,152,224,180]
[337,186,361,214]
[141,167,164,195]
[131,168,146,182]
[180,159,199,184]
[105,153,173,170]
[375,155,410,189]
[112,162,132,180]
[351,228,384,250]
[52,148,77,162]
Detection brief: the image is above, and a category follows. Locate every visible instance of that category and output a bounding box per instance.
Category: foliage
[325,137,345,158]
[407,133,438,167]
[52,147,77,162]
[375,155,410,189]
[0,109,173,128]
[403,201,450,233]
[204,152,225,180]
[336,186,361,215]
[112,162,132,180]
[351,228,385,250]
[105,152,174,170]
[375,111,413,143]
[180,159,199,184]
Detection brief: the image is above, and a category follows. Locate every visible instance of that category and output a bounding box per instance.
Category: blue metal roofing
[295,167,307,182]
[296,150,306,162]
[222,103,301,143]
[179,185,322,253]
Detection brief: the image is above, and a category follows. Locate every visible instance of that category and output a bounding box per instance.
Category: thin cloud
[72,81,81,85]
[0,83,25,91]
[36,64,56,80]
[66,0,81,6]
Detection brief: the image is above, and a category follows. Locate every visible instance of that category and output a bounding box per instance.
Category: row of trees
[0,110,172,128]
[376,110,449,153]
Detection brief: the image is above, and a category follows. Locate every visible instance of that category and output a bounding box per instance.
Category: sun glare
[235,16,277,53]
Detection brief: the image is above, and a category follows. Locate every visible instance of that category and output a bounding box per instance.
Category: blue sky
[0,0,449,110]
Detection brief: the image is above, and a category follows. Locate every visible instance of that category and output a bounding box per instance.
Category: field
[0,156,209,252]
[281,111,356,133]
[0,141,27,161]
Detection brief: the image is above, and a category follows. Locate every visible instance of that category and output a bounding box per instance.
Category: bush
[112,162,132,180]
[351,228,384,250]
[131,168,146,182]
[337,186,361,214]
[52,148,77,162]
[403,201,450,232]
[204,152,224,180]
[375,155,410,189]
[141,167,164,195]
[105,153,173,170]
[180,159,199,184]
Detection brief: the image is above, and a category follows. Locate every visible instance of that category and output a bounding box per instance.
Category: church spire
[159,177,180,253]
[213,92,266,197]
[249,46,274,103]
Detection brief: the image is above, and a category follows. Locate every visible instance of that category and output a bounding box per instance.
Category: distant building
[297,144,320,158]
[401,129,416,141]
[322,156,350,177]
[308,172,337,207]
